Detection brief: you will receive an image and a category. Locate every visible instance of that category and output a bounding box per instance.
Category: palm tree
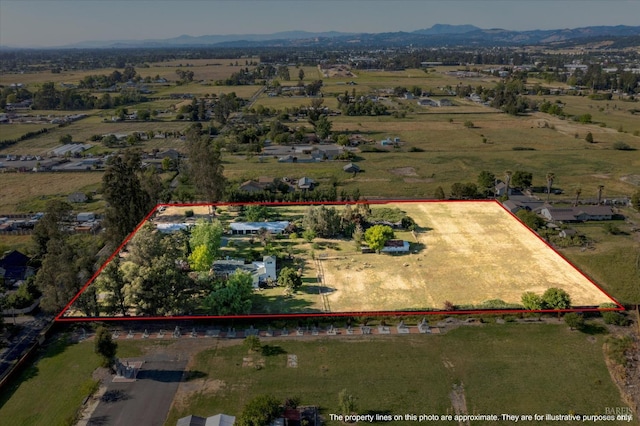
[504,170,513,197]
[573,187,582,207]
[546,172,555,202]
[597,185,604,205]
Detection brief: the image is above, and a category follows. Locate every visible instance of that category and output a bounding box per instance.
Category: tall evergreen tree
[186,129,226,203]
[102,150,154,246]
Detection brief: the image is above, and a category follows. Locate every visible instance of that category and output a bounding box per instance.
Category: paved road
[87,353,186,426]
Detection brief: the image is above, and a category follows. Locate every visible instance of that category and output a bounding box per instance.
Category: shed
[381,240,410,253]
[343,163,360,174]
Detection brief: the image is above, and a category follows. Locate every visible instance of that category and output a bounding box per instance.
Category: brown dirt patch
[404,178,435,183]
[450,383,470,426]
[389,167,418,176]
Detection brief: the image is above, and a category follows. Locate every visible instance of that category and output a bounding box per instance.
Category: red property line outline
[55,199,623,322]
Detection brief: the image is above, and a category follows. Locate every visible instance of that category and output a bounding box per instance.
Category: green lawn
[165,324,635,426]
[0,335,101,426]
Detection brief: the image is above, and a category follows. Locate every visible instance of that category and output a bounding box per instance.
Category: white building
[230,221,290,235]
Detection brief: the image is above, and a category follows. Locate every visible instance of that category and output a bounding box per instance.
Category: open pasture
[317,201,613,312]
[165,325,630,426]
[0,120,189,155]
[0,172,104,213]
[0,123,57,141]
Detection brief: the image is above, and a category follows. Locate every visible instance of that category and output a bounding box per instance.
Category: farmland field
[0,172,104,213]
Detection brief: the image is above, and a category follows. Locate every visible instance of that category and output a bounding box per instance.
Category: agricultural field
[0,172,104,213]
[0,120,190,155]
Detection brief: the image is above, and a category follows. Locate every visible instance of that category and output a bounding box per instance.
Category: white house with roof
[212,256,276,288]
[230,221,290,235]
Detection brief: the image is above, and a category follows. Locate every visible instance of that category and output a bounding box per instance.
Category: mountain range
[4,24,640,50]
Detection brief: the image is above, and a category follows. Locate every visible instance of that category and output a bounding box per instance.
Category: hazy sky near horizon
[1,0,639,47]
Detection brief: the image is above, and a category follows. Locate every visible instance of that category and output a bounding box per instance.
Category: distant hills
[4,24,640,50]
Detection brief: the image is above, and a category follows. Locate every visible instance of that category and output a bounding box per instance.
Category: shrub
[564,312,585,330]
[605,336,634,367]
[612,141,633,151]
[602,311,630,326]
[184,209,194,217]
[585,132,594,143]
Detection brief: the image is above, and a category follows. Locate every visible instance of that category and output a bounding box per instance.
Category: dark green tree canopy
[102,151,154,246]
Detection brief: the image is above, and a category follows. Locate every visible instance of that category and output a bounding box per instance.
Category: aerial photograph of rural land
[1,1,640,425]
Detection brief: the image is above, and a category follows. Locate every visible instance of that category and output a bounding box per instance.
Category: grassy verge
[0,335,101,426]
[165,324,634,426]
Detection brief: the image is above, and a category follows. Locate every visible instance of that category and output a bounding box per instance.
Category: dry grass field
[0,172,104,213]
[318,201,613,312]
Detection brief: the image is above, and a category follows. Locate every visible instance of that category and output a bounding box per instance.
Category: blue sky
[1,0,639,47]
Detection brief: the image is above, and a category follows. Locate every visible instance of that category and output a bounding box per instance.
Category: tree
[298,68,305,81]
[204,270,254,315]
[463,120,474,128]
[237,394,281,426]
[244,335,262,353]
[244,205,272,222]
[188,219,223,271]
[186,130,226,204]
[585,132,594,143]
[59,134,72,144]
[302,228,316,243]
[303,206,341,238]
[564,312,585,330]
[36,237,79,313]
[477,171,496,196]
[597,185,604,205]
[511,171,533,189]
[277,65,290,81]
[95,326,117,369]
[102,151,154,246]
[542,288,571,309]
[33,199,72,258]
[278,266,302,292]
[96,256,129,316]
[521,291,544,310]
[545,172,555,202]
[504,170,513,196]
[315,115,332,140]
[338,388,357,415]
[573,187,582,207]
[434,186,446,200]
[129,252,194,316]
[188,244,213,272]
[516,210,545,230]
[364,225,394,253]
